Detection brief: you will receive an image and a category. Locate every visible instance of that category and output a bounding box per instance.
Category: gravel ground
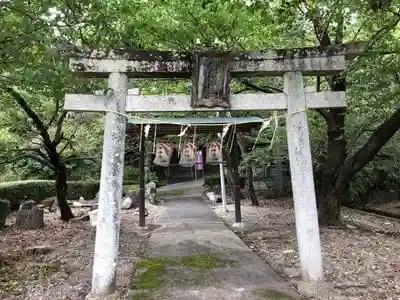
[212,198,400,300]
[0,203,161,300]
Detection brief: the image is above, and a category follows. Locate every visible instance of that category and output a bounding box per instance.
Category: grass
[123,185,139,193]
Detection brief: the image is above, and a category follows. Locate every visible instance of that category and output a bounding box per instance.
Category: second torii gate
[63,43,364,298]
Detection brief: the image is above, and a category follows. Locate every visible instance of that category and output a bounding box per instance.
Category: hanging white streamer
[252,118,272,150]
[221,124,231,141]
[177,125,191,137]
[152,124,157,153]
[269,111,279,150]
[178,125,183,158]
[144,124,150,138]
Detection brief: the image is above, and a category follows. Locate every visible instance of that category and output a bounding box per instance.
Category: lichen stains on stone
[67,42,365,66]
[253,288,297,299]
[70,62,86,72]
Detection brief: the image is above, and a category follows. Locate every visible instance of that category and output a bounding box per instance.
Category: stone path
[129,181,300,299]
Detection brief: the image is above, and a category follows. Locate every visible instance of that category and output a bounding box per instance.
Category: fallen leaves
[213,198,400,300]
[0,201,159,300]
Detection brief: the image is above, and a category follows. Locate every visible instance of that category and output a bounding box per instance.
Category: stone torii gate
[63,43,363,298]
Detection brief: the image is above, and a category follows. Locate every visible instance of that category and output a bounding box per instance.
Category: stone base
[297,281,344,300]
[231,222,252,232]
[85,291,121,300]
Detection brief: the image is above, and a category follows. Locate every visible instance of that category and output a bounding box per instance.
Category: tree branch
[337,107,400,186]
[10,147,51,162]
[239,79,283,93]
[25,153,55,170]
[347,128,376,154]
[64,156,99,163]
[46,97,61,128]
[6,88,53,146]
[53,111,68,145]
[59,121,80,154]
[368,14,400,47]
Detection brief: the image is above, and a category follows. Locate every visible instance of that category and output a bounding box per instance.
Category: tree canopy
[0,0,399,223]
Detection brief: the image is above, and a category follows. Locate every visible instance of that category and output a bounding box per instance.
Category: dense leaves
[0,0,399,222]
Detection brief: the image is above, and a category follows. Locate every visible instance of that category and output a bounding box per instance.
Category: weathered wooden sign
[191,53,232,109]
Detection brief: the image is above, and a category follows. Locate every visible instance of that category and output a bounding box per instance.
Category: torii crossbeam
[64,43,366,299]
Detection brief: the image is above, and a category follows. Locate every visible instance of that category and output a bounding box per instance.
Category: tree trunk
[317,75,348,225]
[236,134,259,205]
[55,161,74,221]
[245,166,259,205]
[226,134,244,201]
[317,109,347,223]
[320,106,400,225]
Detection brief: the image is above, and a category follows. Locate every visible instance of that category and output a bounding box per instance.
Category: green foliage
[0,199,11,229]
[0,180,100,210]
[124,166,140,182]
[145,168,159,185]
[0,0,399,212]
[204,175,222,188]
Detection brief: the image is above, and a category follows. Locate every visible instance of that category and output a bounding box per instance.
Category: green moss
[157,189,185,196]
[254,288,297,299]
[131,254,230,291]
[131,291,157,300]
[133,257,171,289]
[180,254,228,269]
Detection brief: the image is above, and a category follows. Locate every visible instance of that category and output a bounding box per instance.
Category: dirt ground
[212,198,400,300]
[0,205,156,300]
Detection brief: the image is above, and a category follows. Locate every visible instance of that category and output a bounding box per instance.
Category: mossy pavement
[126,180,300,300]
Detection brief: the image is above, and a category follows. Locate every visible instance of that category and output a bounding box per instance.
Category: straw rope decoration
[139,124,144,151]
[177,125,183,158]
[152,124,157,153]
[97,105,286,152]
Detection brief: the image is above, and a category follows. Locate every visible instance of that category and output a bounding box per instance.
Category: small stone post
[139,124,146,227]
[219,161,227,213]
[90,72,128,296]
[284,72,324,286]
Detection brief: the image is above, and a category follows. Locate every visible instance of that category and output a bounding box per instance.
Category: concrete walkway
[129,181,300,300]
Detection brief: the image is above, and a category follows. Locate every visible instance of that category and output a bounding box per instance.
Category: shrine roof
[126,116,263,137]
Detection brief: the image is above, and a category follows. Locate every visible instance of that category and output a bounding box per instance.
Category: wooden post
[219,161,227,213]
[139,124,146,227]
[90,72,128,296]
[284,72,324,284]
[228,132,242,224]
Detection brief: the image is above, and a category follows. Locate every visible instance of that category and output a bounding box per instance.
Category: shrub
[0,180,100,210]
[204,175,246,188]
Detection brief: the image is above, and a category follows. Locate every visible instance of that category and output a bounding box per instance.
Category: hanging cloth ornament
[179,126,197,167]
[206,140,223,165]
[153,142,173,167]
[179,142,197,167]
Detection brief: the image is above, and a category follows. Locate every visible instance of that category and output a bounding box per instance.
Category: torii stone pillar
[284,72,324,287]
[90,72,128,297]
